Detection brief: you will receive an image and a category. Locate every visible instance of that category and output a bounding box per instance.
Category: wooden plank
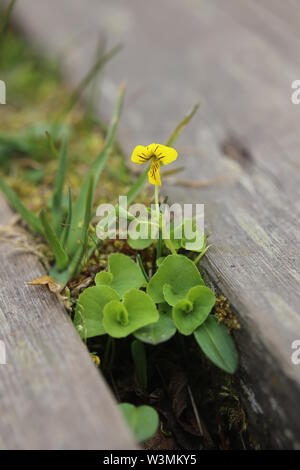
[11,0,300,448]
[0,195,136,449]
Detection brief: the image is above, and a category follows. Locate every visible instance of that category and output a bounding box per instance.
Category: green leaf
[147,254,204,305]
[59,45,122,119]
[118,403,159,443]
[0,176,43,235]
[103,289,159,338]
[172,286,215,336]
[40,210,69,271]
[194,316,238,374]
[131,340,147,391]
[74,285,119,339]
[60,186,72,247]
[51,137,68,235]
[0,0,16,44]
[95,253,146,297]
[134,303,176,345]
[126,165,150,205]
[68,176,94,279]
[48,267,69,285]
[127,218,156,250]
[66,84,125,255]
[171,217,205,252]
[128,236,153,250]
[165,103,199,147]
[137,254,149,282]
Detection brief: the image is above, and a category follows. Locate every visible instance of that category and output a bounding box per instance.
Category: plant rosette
[147,254,204,306]
[74,285,119,339]
[95,253,146,297]
[134,302,177,345]
[172,285,216,335]
[102,288,159,338]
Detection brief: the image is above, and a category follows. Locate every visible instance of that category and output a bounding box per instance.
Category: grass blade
[51,137,68,234]
[68,176,93,278]
[0,176,43,234]
[45,130,59,158]
[165,103,199,147]
[40,209,69,271]
[85,38,106,119]
[58,44,122,119]
[66,83,125,255]
[60,186,72,248]
[0,0,16,45]
[126,165,150,205]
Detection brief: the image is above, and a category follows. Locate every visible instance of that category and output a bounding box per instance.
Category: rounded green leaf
[95,253,146,297]
[172,285,215,335]
[94,271,113,286]
[134,303,176,345]
[181,218,205,252]
[147,254,204,305]
[128,237,153,250]
[74,285,119,339]
[103,289,159,338]
[119,403,159,443]
[194,316,238,374]
[170,218,205,252]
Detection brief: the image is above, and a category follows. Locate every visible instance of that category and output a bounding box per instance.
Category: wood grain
[0,195,136,450]
[10,0,300,448]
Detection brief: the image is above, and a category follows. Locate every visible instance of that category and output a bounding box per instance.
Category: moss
[215,294,241,331]
[0,27,130,215]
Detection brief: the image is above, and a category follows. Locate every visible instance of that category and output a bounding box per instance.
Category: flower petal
[131,145,152,164]
[148,160,161,186]
[153,144,178,165]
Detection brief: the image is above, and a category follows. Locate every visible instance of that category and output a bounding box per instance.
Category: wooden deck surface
[6,0,300,448]
[0,195,136,449]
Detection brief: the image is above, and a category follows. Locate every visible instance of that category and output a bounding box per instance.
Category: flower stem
[155,185,162,259]
[154,185,160,219]
[154,184,177,257]
[137,254,149,282]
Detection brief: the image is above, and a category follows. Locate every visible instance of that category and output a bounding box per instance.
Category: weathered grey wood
[0,195,136,449]
[11,0,300,448]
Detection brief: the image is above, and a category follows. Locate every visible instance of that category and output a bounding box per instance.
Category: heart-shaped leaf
[95,253,146,297]
[103,289,159,338]
[147,254,204,305]
[194,316,238,373]
[172,286,215,335]
[134,303,176,345]
[119,403,159,443]
[74,285,119,339]
[128,236,153,250]
[170,217,205,252]
[128,219,155,250]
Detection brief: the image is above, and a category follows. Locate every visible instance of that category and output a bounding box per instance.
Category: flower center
[177,299,193,314]
[116,304,129,326]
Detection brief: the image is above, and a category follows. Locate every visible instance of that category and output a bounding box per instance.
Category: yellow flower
[131,143,178,186]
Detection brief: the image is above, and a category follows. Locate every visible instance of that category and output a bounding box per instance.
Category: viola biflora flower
[131,143,178,186]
